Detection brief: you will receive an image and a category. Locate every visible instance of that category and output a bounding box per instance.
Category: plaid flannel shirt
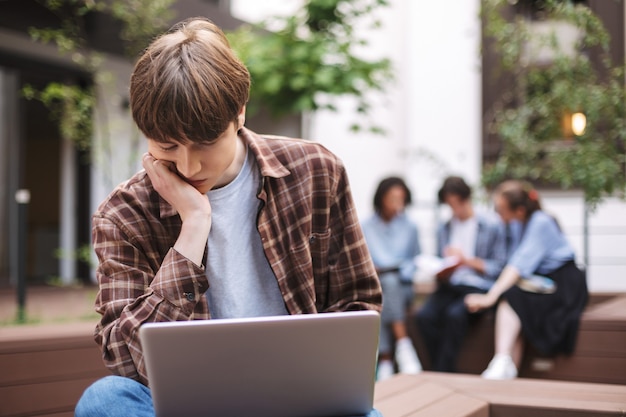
[92,128,382,385]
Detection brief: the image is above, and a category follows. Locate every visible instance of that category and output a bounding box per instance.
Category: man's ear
[237,105,246,130]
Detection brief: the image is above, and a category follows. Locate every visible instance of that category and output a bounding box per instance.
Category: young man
[75,17,383,417]
[415,176,507,372]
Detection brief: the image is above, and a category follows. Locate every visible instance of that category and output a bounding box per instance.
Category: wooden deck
[374,372,626,417]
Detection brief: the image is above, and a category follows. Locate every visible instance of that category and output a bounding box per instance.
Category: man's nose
[177,150,202,179]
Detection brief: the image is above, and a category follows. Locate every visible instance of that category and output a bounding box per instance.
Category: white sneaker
[481,354,518,380]
[395,338,422,374]
[377,360,395,381]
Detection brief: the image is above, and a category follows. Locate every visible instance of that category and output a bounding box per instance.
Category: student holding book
[415,176,507,372]
[465,180,589,380]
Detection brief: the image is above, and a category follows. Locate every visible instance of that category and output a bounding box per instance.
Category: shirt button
[184,292,194,301]
[309,236,316,244]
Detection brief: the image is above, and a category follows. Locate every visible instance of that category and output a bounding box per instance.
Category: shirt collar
[240,127,291,179]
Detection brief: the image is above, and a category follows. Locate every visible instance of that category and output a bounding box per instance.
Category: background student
[415,175,507,372]
[465,180,589,379]
[362,176,422,381]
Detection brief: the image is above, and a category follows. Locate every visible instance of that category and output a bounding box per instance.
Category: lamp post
[15,189,30,323]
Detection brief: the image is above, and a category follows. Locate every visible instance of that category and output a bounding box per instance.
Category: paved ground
[0,284,99,326]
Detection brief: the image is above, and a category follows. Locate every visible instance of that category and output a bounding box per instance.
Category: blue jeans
[75,376,384,417]
[378,274,414,355]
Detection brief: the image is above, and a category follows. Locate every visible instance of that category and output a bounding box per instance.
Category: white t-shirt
[449,216,478,259]
[448,216,484,288]
[205,146,288,319]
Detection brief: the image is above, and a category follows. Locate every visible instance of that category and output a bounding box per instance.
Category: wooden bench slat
[0,346,106,385]
[374,373,426,401]
[579,318,626,331]
[375,380,454,416]
[0,322,97,352]
[405,393,488,417]
[573,329,626,356]
[490,404,624,417]
[524,355,626,384]
[0,377,97,416]
[584,295,626,316]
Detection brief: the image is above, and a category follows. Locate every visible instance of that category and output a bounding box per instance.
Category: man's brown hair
[130,17,250,143]
[438,176,471,204]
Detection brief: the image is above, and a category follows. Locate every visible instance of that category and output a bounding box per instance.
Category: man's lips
[185,178,207,188]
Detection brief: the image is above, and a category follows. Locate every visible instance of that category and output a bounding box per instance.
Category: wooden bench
[0,322,109,417]
[374,372,626,417]
[522,294,626,384]
[1,292,624,416]
[409,291,626,385]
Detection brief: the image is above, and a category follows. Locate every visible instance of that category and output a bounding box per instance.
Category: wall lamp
[562,111,586,138]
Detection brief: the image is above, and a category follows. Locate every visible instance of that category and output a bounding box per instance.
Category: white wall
[311,1,411,223]
[90,56,143,209]
[312,0,484,257]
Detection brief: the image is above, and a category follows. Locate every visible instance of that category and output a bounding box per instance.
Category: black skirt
[503,261,589,355]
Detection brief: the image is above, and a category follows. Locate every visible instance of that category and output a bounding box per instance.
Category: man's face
[146,122,240,194]
[444,194,471,221]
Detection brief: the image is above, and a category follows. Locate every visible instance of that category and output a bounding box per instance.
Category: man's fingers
[142,153,154,169]
[143,154,176,177]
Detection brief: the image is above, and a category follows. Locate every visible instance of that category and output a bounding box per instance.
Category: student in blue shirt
[416,176,507,372]
[361,177,422,380]
[465,180,588,379]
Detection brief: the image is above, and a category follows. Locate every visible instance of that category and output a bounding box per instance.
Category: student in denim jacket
[416,176,507,372]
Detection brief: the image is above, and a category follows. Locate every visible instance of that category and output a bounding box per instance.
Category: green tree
[226,0,393,134]
[482,0,626,209]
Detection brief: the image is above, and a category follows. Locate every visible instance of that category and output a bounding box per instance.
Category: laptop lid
[139,310,380,417]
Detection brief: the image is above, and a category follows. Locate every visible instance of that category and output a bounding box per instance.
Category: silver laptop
[139,310,380,417]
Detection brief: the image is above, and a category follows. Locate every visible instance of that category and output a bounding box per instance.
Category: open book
[414,254,462,282]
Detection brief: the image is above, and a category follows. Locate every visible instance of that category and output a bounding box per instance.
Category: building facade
[1,0,624,292]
